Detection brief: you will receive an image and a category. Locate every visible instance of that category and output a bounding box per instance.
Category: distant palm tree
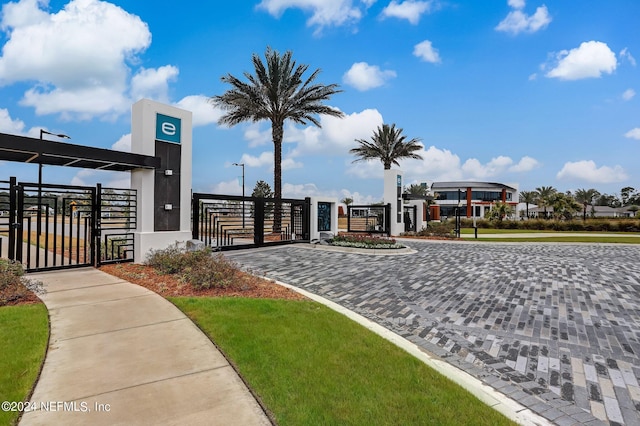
[574,188,600,221]
[350,124,423,170]
[340,197,353,206]
[404,183,429,197]
[212,47,344,231]
[535,186,557,219]
[519,190,538,219]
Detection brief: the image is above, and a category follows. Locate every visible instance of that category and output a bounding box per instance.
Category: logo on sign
[156,113,181,144]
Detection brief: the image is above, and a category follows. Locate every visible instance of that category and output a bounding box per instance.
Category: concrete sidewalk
[20,268,270,426]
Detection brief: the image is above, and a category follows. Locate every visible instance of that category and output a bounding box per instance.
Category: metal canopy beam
[0,132,160,171]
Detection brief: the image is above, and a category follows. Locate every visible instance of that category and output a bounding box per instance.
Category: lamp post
[37,129,70,265]
[232,162,245,228]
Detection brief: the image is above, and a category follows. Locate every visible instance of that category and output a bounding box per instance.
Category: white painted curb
[274,279,553,426]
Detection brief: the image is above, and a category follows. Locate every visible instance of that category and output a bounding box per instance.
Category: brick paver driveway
[226,240,640,426]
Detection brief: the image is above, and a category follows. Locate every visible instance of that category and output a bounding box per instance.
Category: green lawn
[171,297,515,426]
[0,304,49,426]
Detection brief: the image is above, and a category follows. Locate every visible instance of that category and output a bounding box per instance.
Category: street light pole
[232,162,245,228]
[38,130,70,264]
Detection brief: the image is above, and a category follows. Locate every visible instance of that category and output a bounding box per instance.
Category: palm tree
[340,197,353,206]
[350,124,423,170]
[574,188,600,221]
[519,190,538,219]
[212,47,344,231]
[535,186,557,219]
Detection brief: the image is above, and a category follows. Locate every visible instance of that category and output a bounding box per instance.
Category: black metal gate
[346,204,391,234]
[403,205,417,232]
[192,194,310,251]
[0,177,136,272]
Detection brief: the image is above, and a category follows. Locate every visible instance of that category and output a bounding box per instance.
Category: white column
[383,169,404,236]
[131,99,193,263]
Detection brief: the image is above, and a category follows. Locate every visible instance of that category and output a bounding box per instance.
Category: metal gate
[403,205,417,232]
[192,194,310,251]
[346,204,391,234]
[0,177,136,272]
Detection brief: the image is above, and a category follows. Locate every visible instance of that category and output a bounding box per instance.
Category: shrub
[0,259,45,306]
[415,221,455,238]
[145,243,239,289]
[331,234,404,249]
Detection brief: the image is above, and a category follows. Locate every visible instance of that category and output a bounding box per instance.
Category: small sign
[156,113,181,144]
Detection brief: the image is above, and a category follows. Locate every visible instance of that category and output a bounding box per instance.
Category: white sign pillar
[383,169,404,236]
[131,99,193,263]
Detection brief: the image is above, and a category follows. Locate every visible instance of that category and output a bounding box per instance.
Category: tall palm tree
[574,188,600,221]
[519,190,538,219]
[350,124,423,170]
[212,47,344,231]
[535,186,557,219]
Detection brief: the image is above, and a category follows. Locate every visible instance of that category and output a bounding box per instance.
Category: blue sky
[0,0,638,203]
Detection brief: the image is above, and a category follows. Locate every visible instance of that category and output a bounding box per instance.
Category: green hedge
[460,218,640,232]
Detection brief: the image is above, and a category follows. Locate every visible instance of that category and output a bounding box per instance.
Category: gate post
[8,176,17,261]
[131,99,193,263]
[254,198,264,246]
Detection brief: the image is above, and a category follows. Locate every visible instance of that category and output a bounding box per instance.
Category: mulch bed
[99,263,306,301]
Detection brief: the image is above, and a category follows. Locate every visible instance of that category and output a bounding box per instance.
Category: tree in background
[350,124,423,170]
[341,197,353,206]
[574,188,600,221]
[535,186,557,219]
[251,180,274,198]
[595,193,622,208]
[486,201,512,221]
[550,192,582,220]
[212,47,343,231]
[621,186,638,206]
[403,183,430,197]
[250,180,274,218]
[519,190,538,219]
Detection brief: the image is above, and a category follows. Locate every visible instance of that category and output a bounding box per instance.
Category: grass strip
[0,304,49,426]
[473,236,640,244]
[171,297,515,426]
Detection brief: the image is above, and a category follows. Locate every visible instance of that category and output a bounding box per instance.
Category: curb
[274,279,553,426]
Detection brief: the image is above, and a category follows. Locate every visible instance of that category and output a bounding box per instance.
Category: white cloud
[257,0,372,34]
[557,160,628,183]
[130,66,179,104]
[509,156,541,172]
[111,133,131,152]
[175,95,223,127]
[622,89,636,101]
[241,151,274,168]
[620,48,636,66]
[624,128,640,140]
[495,2,551,35]
[244,124,272,148]
[343,62,397,91]
[291,108,383,156]
[462,155,513,179]
[239,151,302,171]
[241,108,382,155]
[0,108,26,134]
[413,40,441,63]
[0,0,177,119]
[545,41,617,80]
[210,179,243,196]
[380,1,433,25]
[70,169,130,188]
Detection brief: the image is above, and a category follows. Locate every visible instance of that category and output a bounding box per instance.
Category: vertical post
[8,177,17,261]
[94,184,102,267]
[254,198,264,246]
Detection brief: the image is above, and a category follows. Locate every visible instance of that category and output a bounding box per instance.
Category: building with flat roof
[430,181,519,219]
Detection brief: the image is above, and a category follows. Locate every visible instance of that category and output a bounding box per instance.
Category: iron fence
[192,194,310,251]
